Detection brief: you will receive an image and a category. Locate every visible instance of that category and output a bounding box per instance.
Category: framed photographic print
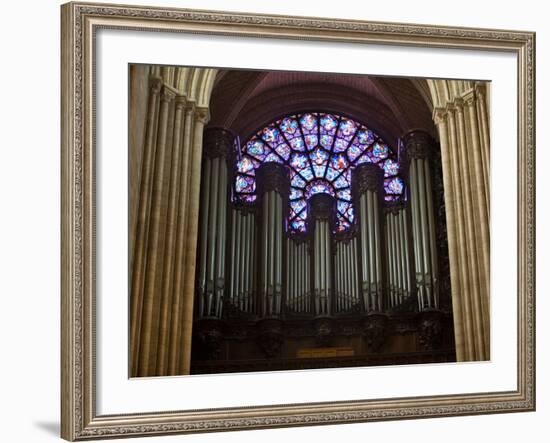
[61,1,535,440]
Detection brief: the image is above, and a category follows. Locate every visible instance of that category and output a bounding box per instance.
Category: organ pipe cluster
[385,206,412,308]
[196,137,230,318]
[195,129,442,322]
[260,190,284,317]
[334,238,360,313]
[404,131,439,310]
[228,209,256,313]
[285,239,311,314]
[354,165,384,312]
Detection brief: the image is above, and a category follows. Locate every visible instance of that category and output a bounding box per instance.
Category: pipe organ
[195,128,444,323]
[404,131,439,311]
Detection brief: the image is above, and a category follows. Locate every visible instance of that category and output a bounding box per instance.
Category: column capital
[433,107,448,126]
[195,106,210,125]
[160,84,177,103]
[203,127,235,159]
[462,89,476,107]
[352,163,384,196]
[175,95,187,110]
[401,130,435,160]
[149,76,163,95]
[474,82,487,102]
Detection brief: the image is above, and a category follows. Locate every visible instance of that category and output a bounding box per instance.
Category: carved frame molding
[61,2,535,440]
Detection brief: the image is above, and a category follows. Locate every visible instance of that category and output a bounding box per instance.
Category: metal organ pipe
[424,158,439,308]
[351,239,358,309]
[416,159,432,308]
[244,214,251,312]
[409,159,425,310]
[215,160,227,318]
[276,196,283,314]
[360,195,370,311]
[401,209,411,295]
[198,158,211,316]
[386,214,392,307]
[238,211,246,311]
[393,212,403,305]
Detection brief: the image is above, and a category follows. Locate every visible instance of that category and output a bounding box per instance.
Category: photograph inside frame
[128,64,491,378]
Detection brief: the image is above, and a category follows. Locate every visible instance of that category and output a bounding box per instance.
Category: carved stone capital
[149,76,163,95]
[175,95,187,110]
[433,107,447,126]
[184,99,196,116]
[203,127,234,159]
[402,130,435,160]
[352,163,384,196]
[462,89,476,108]
[195,106,210,125]
[160,85,177,103]
[474,82,487,103]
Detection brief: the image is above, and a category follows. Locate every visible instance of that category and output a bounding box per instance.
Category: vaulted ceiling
[207,69,436,148]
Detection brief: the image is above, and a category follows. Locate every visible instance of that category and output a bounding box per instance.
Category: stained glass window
[233,112,404,233]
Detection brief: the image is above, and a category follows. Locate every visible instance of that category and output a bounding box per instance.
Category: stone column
[134,83,177,377]
[433,91,490,361]
[129,68,217,377]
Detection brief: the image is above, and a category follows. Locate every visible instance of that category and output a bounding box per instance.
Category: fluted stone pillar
[353,164,385,313]
[433,89,490,361]
[129,69,212,376]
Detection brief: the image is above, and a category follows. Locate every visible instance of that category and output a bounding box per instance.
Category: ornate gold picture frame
[61,1,535,440]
